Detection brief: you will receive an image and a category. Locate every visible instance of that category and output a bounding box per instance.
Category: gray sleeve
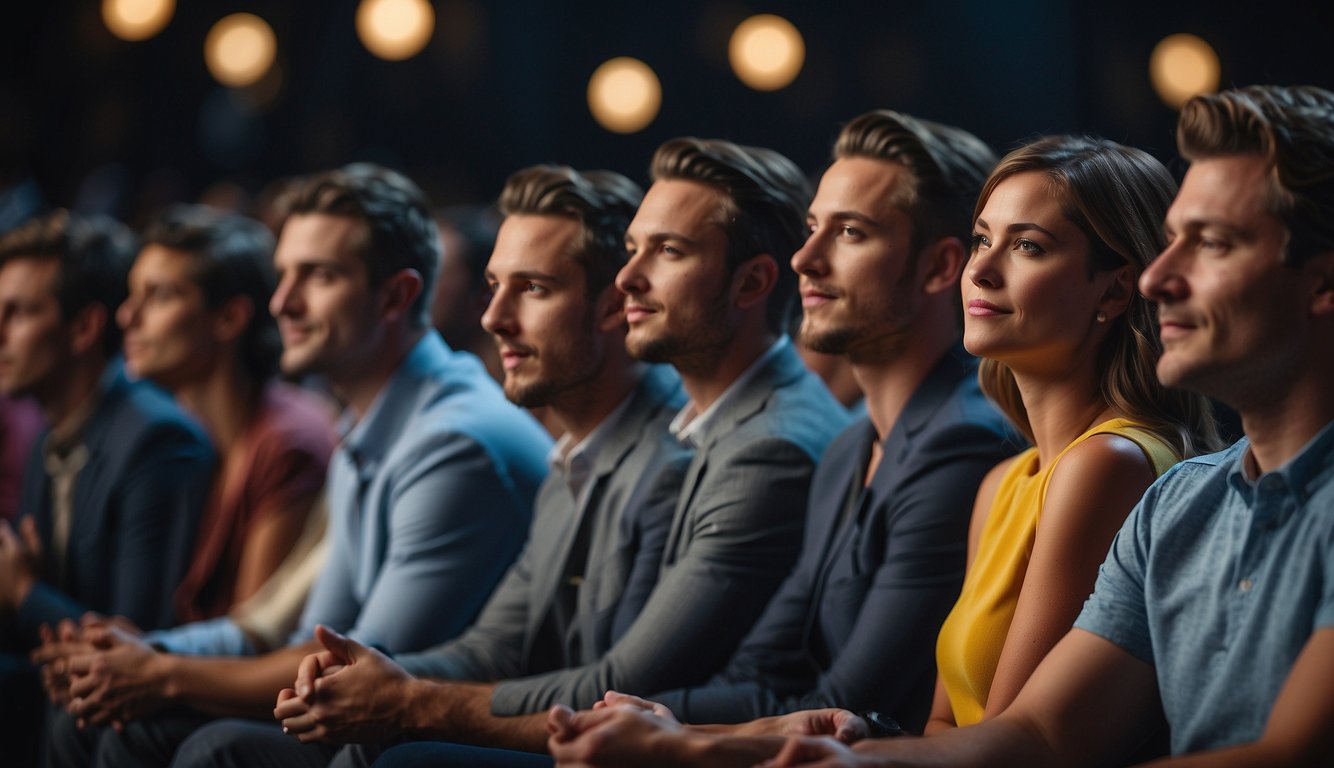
[490,437,814,715]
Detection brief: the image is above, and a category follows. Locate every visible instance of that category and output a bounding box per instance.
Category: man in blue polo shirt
[735,85,1334,768]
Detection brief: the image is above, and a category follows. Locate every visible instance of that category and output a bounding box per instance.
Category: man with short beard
[263,140,849,767]
[546,111,1018,767]
[196,164,692,768]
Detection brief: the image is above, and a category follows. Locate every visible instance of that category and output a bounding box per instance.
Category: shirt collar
[669,335,789,449]
[338,333,442,471]
[548,386,639,498]
[1227,418,1334,505]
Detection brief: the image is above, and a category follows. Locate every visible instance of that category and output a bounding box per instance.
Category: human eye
[1199,236,1229,254]
[839,224,864,241]
[1015,238,1045,255]
[970,233,990,252]
[662,243,684,257]
[524,282,547,295]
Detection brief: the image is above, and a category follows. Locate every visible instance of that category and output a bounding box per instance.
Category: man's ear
[68,304,108,357]
[1096,264,1137,322]
[593,284,627,333]
[1305,250,1334,318]
[731,253,779,310]
[212,295,254,344]
[919,236,967,296]
[378,269,424,324]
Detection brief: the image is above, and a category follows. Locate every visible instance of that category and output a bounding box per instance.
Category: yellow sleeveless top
[935,418,1180,727]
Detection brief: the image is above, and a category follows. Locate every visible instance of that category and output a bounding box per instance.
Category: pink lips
[624,304,657,324]
[966,299,1009,317]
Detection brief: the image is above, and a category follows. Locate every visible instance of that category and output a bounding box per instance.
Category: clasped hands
[546,690,873,767]
[29,613,165,730]
[273,624,415,745]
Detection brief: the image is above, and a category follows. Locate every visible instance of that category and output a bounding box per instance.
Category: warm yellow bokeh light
[588,58,662,134]
[356,0,435,61]
[729,14,805,91]
[102,0,175,42]
[1150,33,1220,109]
[205,14,277,89]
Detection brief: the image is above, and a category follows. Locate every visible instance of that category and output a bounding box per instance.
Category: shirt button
[1239,578,1254,592]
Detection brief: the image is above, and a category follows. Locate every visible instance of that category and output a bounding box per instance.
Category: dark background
[3,0,1332,225]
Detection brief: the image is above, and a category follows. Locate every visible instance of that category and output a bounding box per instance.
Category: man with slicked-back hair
[546,110,1019,767]
[634,85,1334,768]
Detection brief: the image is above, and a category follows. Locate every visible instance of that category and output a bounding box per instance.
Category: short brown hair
[1177,85,1334,267]
[279,163,440,328]
[835,110,996,251]
[650,137,811,334]
[497,165,642,294]
[0,210,136,356]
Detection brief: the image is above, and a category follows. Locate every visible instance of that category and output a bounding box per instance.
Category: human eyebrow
[510,270,563,285]
[1003,221,1060,240]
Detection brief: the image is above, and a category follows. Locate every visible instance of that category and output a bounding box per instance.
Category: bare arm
[982,436,1155,719]
[764,630,1160,768]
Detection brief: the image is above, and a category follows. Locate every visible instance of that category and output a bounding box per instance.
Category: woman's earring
[1096,311,1108,323]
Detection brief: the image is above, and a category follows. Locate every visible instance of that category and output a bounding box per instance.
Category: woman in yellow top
[928,135,1221,733]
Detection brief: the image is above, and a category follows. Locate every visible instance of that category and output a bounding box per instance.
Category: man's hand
[548,702,690,767]
[31,620,91,707]
[758,735,866,767]
[736,709,868,744]
[0,517,41,610]
[65,623,169,727]
[273,624,415,745]
[593,690,679,723]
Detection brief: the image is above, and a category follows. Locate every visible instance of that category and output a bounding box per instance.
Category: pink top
[0,396,44,522]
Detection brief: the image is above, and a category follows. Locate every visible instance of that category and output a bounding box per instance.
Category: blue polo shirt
[1075,420,1334,754]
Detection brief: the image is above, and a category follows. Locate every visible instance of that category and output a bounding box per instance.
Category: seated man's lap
[372,743,554,768]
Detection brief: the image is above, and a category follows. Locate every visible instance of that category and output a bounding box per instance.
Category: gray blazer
[489,339,850,714]
[396,366,689,682]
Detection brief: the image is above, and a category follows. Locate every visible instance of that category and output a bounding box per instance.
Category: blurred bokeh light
[205,14,277,88]
[1150,33,1220,109]
[356,0,436,61]
[729,14,805,91]
[102,0,174,42]
[587,57,662,134]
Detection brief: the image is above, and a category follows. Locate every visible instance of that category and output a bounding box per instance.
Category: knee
[171,720,255,768]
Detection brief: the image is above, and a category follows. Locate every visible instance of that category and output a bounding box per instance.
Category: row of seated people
[0,83,1327,768]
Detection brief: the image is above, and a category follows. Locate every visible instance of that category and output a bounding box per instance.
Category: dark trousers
[372,743,555,768]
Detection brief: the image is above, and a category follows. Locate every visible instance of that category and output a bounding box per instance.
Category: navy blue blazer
[10,363,214,645]
[653,345,1021,733]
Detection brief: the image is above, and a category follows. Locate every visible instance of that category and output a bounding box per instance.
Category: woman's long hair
[974,136,1221,457]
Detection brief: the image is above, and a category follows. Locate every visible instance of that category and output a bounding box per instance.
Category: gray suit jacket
[489,339,850,714]
[396,366,690,682]
[653,346,1021,732]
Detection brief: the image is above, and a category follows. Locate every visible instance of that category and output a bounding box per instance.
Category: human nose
[480,286,513,337]
[965,245,1001,290]
[116,295,140,330]
[1140,241,1188,302]
[269,275,298,318]
[616,252,648,296]
[790,229,827,277]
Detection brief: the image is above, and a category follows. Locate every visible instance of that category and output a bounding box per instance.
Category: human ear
[68,304,108,357]
[1304,250,1334,318]
[732,253,778,310]
[593,284,627,333]
[1097,264,1137,322]
[213,296,254,343]
[379,269,424,324]
[919,237,967,296]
